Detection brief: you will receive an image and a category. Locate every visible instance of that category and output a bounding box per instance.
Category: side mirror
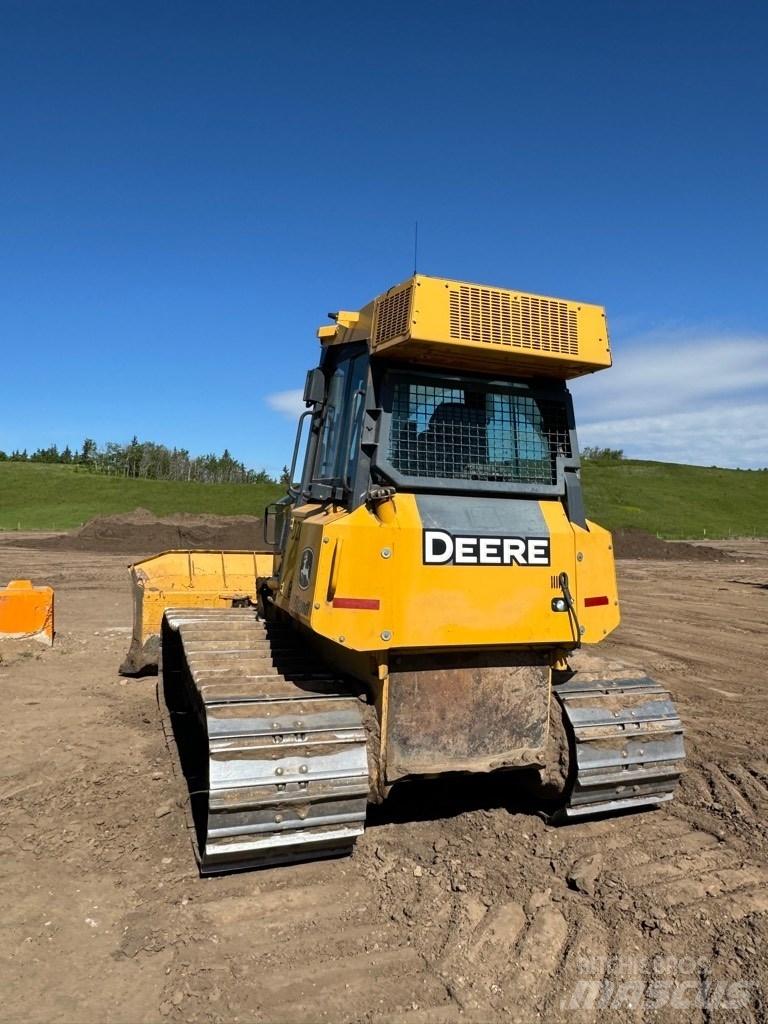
[264,497,292,548]
[303,367,325,405]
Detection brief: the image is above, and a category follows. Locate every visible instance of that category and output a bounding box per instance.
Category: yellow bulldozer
[130,273,685,873]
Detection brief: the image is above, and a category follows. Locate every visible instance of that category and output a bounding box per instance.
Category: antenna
[413,220,419,275]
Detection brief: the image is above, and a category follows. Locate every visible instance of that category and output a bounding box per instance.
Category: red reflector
[584,595,609,608]
[332,597,380,610]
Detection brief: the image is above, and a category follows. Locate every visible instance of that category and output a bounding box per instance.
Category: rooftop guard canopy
[318,274,612,379]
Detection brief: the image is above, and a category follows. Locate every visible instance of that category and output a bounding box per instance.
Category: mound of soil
[13,508,270,555]
[6,509,735,562]
[612,527,734,561]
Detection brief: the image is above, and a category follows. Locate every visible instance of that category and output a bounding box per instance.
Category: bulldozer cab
[273,342,585,534]
[265,275,620,657]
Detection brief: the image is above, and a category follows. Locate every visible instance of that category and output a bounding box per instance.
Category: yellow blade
[120,549,275,675]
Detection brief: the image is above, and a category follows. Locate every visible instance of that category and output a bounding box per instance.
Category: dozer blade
[120,549,276,676]
[0,579,54,645]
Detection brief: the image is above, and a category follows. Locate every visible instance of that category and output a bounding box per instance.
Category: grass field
[581,459,767,538]
[0,460,765,538]
[0,463,284,531]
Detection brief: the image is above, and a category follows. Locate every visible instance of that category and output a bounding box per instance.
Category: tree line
[581,446,625,461]
[0,438,281,485]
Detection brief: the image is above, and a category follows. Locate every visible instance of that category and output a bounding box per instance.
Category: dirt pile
[13,507,270,555]
[4,511,738,561]
[612,527,734,561]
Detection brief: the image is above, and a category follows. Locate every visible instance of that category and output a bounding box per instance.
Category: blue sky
[1,0,766,474]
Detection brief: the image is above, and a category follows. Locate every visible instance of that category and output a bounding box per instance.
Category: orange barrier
[0,579,54,645]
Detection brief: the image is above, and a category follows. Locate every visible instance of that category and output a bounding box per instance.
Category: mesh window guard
[387,379,571,485]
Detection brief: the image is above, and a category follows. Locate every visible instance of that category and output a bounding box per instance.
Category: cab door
[275,344,370,615]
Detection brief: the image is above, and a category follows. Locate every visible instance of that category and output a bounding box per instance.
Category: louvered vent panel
[374,286,413,344]
[449,286,579,355]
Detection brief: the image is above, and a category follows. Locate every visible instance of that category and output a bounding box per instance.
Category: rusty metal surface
[385,650,550,781]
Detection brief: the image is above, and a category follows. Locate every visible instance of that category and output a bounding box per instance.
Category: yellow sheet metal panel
[276,496,594,652]
[276,502,349,623]
[571,521,621,642]
[0,579,54,645]
[366,274,611,378]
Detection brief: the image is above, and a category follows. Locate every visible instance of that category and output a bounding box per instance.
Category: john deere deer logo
[298,547,314,590]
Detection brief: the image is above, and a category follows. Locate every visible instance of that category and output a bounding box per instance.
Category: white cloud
[265,389,305,418]
[571,330,768,468]
[261,333,768,468]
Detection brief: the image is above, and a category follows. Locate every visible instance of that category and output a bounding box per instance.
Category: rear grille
[387,378,571,486]
[374,286,413,344]
[449,285,579,355]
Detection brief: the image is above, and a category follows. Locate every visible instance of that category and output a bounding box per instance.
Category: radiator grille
[374,286,413,344]
[449,285,579,355]
[387,377,570,486]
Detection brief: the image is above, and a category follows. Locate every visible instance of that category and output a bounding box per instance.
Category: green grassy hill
[0,463,283,531]
[0,459,765,538]
[581,459,767,539]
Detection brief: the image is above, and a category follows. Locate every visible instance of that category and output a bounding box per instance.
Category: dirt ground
[12,508,270,555]
[1,535,767,1023]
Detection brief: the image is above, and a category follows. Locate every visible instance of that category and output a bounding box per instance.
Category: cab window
[315,352,368,485]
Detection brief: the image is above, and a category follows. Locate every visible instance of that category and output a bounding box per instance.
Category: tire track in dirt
[1,540,767,1023]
